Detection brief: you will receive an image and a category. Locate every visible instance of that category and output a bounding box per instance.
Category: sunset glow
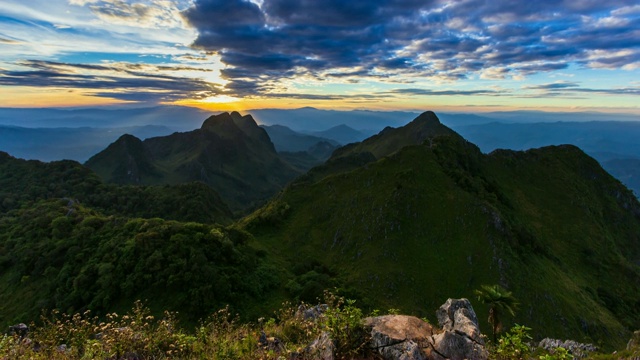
[0,1,638,113]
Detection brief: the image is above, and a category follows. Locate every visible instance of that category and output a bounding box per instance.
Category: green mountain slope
[86,112,301,212]
[242,112,640,349]
[0,151,232,224]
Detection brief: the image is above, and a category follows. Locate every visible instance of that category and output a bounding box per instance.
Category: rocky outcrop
[431,298,488,360]
[364,299,488,360]
[538,338,597,359]
[365,315,434,360]
[297,304,329,321]
[629,330,640,350]
[7,323,29,339]
[303,331,335,360]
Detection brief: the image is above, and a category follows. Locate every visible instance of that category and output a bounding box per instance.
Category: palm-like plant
[474,284,519,343]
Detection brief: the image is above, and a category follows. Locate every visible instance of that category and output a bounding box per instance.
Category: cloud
[0,38,21,44]
[82,0,189,29]
[0,59,221,103]
[523,81,580,90]
[182,0,640,98]
[522,81,640,97]
[389,88,507,96]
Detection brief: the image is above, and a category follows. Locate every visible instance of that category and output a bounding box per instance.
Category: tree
[475,284,519,343]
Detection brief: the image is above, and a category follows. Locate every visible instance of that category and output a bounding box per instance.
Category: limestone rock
[436,299,479,333]
[296,304,329,321]
[431,298,488,360]
[7,323,28,338]
[628,330,640,350]
[364,315,433,360]
[538,338,597,358]
[429,331,487,360]
[304,331,335,360]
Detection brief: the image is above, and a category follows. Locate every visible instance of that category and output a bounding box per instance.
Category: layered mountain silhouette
[86,112,300,212]
[309,124,369,145]
[243,111,640,348]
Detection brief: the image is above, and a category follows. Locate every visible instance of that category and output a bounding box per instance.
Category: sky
[0,0,639,113]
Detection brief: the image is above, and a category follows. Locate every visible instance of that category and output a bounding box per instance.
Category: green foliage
[0,296,374,359]
[491,324,532,360]
[539,347,571,360]
[0,199,279,325]
[0,302,196,359]
[320,291,369,359]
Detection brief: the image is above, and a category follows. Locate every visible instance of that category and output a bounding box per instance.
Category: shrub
[492,324,532,360]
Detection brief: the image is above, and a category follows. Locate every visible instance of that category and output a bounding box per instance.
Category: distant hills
[248,107,417,132]
[308,124,370,145]
[261,124,339,152]
[0,125,174,162]
[0,106,208,130]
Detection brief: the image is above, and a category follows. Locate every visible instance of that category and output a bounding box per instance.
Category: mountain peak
[412,111,440,125]
[201,112,234,130]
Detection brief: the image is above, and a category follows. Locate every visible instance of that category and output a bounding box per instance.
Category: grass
[2,296,637,360]
[0,293,377,360]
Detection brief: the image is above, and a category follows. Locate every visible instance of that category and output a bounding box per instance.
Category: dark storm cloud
[183,0,640,98]
[0,60,220,103]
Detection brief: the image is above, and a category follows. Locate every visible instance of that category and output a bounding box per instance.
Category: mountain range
[0,110,639,350]
[2,106,639,200]
[85,111,300,213]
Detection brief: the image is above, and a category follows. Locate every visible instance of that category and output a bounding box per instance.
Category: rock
[436,299,480,335]
[538,338,597,358]
[429,331,487,360]
[297,304,329,321]
[430,298,487,360]
[259,330,284,352]
[7,323,29,338]
[303,331,335,360]
[364,315,433,360]
[453,307,482,343]
[628,330,640,350]
[364,300,488,360]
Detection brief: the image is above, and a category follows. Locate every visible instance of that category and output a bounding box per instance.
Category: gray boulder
[303,331,335,360]
[431,298,487,360]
